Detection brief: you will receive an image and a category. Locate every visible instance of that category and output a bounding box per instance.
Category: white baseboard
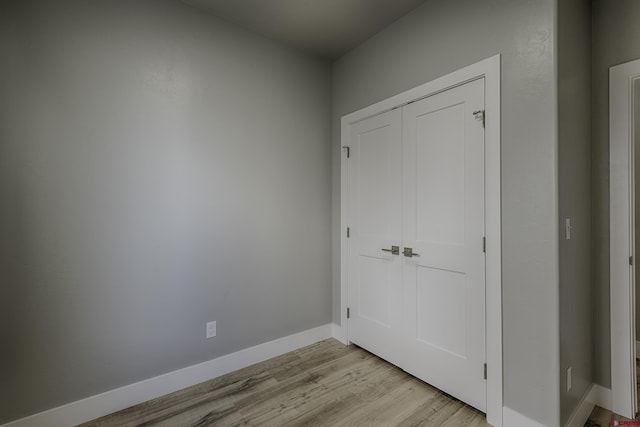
[563,383,613,427]
[502,407,547,427]
[2,323,335,427]
[589,384,612,411]
[565,384,595,427]
[502,385,612,427]
[332,323,348,345]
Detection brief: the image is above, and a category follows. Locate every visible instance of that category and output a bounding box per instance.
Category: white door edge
[610,57,640,419]
[339,54,502,427]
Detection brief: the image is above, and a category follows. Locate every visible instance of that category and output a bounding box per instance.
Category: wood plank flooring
[80,338,489,427]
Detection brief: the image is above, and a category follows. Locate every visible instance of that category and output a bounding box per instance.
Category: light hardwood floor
[80,338,489,426]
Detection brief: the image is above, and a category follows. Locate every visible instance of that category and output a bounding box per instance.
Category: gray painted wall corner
[0,0,333,423]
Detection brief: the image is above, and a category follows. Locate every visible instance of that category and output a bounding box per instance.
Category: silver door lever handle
[382,245,400,255]
[403,247,419,257]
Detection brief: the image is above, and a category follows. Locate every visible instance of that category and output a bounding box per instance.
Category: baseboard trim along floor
[565,384,596,427]
[502,407,549,427]
[589,383,612,411]
[1,323,333,427]
[502,383,613,427]
[2,322,615,427]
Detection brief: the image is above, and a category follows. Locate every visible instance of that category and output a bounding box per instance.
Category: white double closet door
[347,78,486,411]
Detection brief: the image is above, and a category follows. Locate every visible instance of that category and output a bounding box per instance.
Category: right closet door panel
[401,77,486,412]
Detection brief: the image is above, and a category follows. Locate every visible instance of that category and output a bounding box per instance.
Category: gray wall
[592,0,640,389]
[0,0,332,423]
[331,0,559,425]
[557,0,592,424]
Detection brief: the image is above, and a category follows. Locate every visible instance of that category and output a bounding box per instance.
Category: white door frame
[610,57,640,419]
[338,55,502,427]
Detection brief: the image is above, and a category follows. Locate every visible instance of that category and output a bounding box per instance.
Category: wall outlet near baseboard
[206,321,217,338]
[566,366,572,391]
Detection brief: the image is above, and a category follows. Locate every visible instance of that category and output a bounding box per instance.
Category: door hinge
[482,236,486,253]
[473,110,485,128]
[631,256,634,266]
[347,227,350,238]
[342,145,350,158]
[483,363,487,380]
[347,307,350,319]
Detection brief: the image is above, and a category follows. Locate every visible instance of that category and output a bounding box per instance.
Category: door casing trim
[609,57,640,419]
[338,54,502,427]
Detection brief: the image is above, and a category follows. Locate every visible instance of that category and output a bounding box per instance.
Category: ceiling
[182,0,429,59]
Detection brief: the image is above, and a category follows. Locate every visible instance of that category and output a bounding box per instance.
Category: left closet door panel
[347,109,404,366]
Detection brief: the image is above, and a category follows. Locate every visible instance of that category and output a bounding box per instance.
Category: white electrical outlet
[566,366,572,391]
[565,218,572,240]
[206,321,217,338]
